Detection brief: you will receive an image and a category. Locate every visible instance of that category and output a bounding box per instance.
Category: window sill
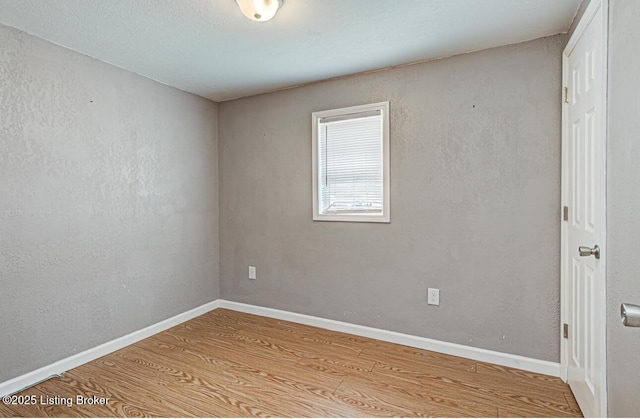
[312,213,390,223]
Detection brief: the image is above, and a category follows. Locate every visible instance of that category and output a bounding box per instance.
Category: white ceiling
[0,0,582,102]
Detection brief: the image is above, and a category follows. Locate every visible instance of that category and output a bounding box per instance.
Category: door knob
[579,245,600,259]
[621,303,640,327]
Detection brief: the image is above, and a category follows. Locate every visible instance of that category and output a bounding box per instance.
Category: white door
[561,0,607,417]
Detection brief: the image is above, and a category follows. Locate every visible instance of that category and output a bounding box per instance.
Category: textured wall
[219,35,564,361]
[606,1,640,416]
[0,24,219,382]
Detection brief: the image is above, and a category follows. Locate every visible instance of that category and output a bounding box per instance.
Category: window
[312,102,390,223]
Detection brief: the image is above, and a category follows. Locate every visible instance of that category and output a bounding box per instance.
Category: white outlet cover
[249,266,256,280]
[428,288,440,306]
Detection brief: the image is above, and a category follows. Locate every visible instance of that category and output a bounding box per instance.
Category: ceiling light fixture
[236,0,282,22]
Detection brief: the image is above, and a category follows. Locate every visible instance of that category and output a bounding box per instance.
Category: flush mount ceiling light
[236,0,282,22]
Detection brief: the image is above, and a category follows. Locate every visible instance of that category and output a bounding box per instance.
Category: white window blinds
[318,111,383,215]
[312,101,390,223]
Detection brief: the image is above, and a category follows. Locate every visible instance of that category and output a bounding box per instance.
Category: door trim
[560,0,608,416]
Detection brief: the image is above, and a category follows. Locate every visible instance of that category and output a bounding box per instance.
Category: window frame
[311,101,390,223]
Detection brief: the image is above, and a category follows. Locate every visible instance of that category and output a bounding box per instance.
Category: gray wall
[219,35,564,361]
[0,24,219,382]
[606,1,640,416]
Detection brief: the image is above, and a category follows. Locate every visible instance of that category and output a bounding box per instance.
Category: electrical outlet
[249,266,256,280]
[428,288,440,306]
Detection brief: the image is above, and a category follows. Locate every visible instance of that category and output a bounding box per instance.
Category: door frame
[560,0,608,416]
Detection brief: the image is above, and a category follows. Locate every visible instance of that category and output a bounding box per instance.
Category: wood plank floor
[2,309,582,417]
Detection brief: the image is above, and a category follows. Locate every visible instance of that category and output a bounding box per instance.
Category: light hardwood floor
[1,309,582,417]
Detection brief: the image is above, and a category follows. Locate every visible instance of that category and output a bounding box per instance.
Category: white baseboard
[1,298,560,397]
[0,300,220,397]
[218,300,560,377]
